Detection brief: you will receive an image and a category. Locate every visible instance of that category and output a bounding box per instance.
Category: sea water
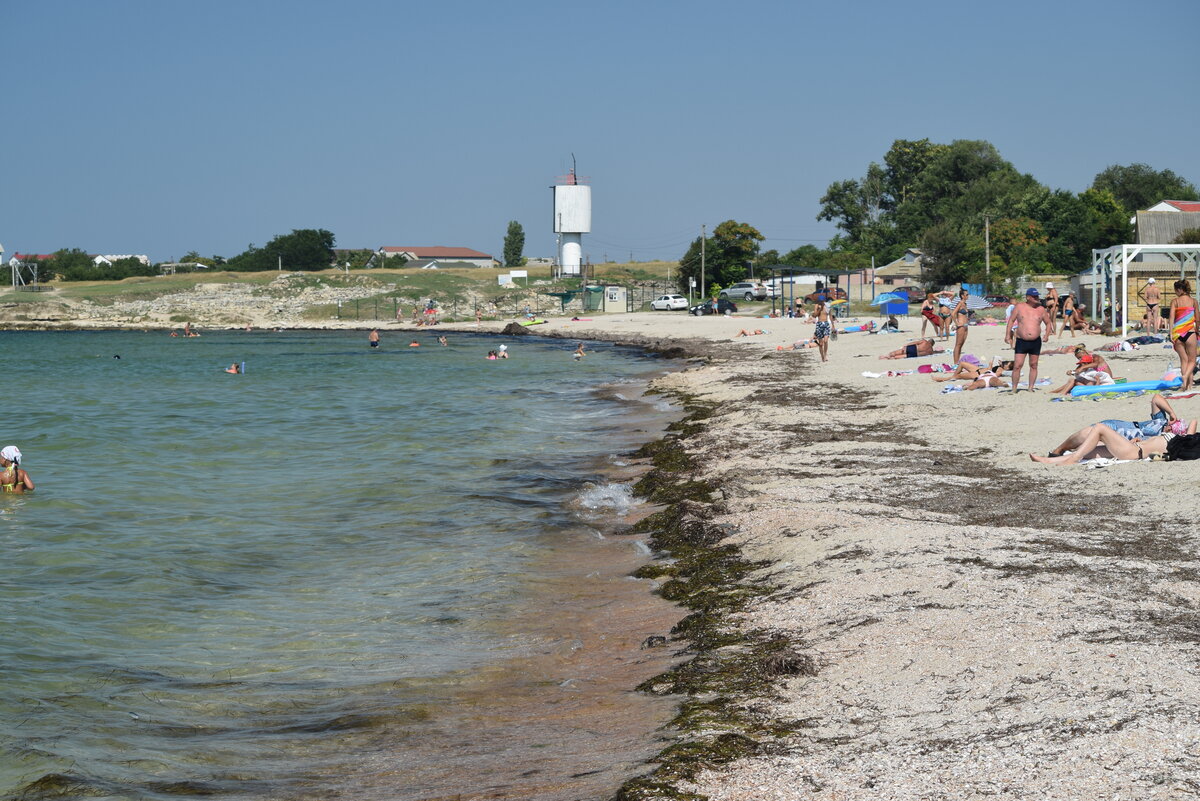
[0,330,681,800]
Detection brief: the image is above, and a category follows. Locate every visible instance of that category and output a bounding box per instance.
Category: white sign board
[498,274,511,285]
[509,270,528,279]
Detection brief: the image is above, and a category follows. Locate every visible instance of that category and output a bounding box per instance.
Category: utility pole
[700,224,706,299]
[984,214,991,288]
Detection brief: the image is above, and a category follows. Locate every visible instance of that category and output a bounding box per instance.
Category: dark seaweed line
[611,385,817,801]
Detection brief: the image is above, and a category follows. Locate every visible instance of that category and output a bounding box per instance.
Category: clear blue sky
[2,0,1196,264]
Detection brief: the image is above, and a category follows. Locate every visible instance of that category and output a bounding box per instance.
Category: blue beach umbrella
[870,292,907,306]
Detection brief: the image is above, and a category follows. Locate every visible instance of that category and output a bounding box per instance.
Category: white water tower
[553,158,590,277]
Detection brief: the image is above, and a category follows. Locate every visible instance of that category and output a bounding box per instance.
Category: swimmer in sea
[573,343,586,360]
[486,350,498,360]
[369,329,380,348]
[225,363,241,374]
[409,340,420,348]
[0,446,34,493]
[438,336,448,346]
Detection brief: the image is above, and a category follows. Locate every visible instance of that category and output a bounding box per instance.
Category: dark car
[690,298,738,316]
[804,287,848,303]
[896,286,927,302]
[985,294,1011,306]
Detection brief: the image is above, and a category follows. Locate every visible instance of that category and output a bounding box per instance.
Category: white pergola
[1089,244,1200,338]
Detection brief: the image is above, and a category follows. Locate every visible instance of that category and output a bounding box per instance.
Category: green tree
[1174,228,1200,244]
[676,220,764,293]
[1091,163,1198,215]
[227,229,335,271]
[503,221,526,267]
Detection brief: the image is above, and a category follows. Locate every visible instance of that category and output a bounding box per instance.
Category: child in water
[0,446,34,493]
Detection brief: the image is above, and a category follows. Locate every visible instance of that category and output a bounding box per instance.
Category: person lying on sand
[1046,395,1196,457]
[879,338,944,360]
[1031,423,1173,464]
[932,359,1014,382]
[736,329,768,337]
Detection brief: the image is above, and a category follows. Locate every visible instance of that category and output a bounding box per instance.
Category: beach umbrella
[962,294,993,310]
[870,292,907,306]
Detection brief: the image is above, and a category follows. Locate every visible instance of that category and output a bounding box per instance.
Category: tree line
[31,220,531,282]
[676,141,1197,293]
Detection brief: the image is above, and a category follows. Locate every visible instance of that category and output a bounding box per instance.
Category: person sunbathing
[932,359,1014,382]
[736,329,767,337]
[1046,395,1195,456]
[1031,423,1174,464]
[880,338,943,360]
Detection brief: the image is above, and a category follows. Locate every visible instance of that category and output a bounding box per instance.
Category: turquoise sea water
[0,330,679,800]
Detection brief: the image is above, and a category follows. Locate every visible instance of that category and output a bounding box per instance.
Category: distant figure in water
[0,446,34,493]
[438,336,448,346]
[409,340,420,348]
[573,343,586,360]
[169,330,178,338]
[486,350,498,360]
[225,363,242,374]
[369,329,380,349]
[497,344,509,359]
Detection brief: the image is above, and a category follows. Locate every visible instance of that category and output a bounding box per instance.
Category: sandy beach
[446,310,1200,799]
[8,291,1200,798]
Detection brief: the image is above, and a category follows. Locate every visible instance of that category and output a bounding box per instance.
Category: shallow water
[0,329,681,800]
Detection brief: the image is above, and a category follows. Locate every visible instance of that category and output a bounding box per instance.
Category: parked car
[985,294,1011,307]
[690,298,738,316]
[895,286,926,302]
[803,287,848,302]
[719,282,768,301]
[650,294,689,311]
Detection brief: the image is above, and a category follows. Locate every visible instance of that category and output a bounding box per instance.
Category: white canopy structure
[1089,244,1200,338]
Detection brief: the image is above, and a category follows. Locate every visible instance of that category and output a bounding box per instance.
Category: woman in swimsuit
[937,297,952,339]
[1030,423,1174,464]
[951,290,970,364]
[931,359,1014,382]
[920,293,940,337]
[812,302,832,363]
[0,446,33,493]
[1170,279,1197,391]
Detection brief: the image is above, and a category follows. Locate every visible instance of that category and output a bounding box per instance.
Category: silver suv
[719,282,767,301]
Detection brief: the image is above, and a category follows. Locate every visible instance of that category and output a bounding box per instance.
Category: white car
[650,294,689,311]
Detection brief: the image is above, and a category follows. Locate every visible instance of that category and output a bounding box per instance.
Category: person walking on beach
[0,446,33,493]
[1058,292,1076,338]
[1169,279,1197,391]
[368,329,380,349]
[812,302,832,362]
[951,289,970,364]
[1009,288,1052,392]
[1145,278,1162,334]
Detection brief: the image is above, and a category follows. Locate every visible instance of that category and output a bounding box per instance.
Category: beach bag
[1166,433,1200,461]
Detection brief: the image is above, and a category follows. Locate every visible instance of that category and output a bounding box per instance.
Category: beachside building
[377,246,496,268]
[873,248,924,288]
[93,254,151,267]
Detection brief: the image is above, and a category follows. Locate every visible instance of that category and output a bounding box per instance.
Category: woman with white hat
[0,446,34,493]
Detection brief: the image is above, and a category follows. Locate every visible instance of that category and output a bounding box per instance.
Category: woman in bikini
[931,359,1014,382]
[1170,279,1197,391]
[1030,423,1174,465]
[951,289,970,364]
[0,446,34,493]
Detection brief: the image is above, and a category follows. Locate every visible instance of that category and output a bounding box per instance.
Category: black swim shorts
[905,343,918,358]
[1014,337,1042,355]
[370,341,379,348]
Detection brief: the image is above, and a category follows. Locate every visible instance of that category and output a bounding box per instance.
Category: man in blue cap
[1009,288,1053,392]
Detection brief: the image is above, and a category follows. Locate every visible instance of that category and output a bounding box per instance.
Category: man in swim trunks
[879,338,943,360]
[1009,288,1052,392]
[369,329,380,348]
